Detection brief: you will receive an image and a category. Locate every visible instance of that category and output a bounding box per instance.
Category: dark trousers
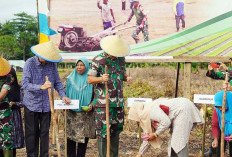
[215,137,232,157]
[97,135,119,157]
[24,106,51,157]
[122,1,126,10]
[0,148,16,157]
[175,14,185,31]
[67,137,89,157]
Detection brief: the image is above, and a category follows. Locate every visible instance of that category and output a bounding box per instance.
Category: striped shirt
[22,56,66,112]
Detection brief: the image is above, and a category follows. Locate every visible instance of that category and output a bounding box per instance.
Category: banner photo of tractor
[47,0,232,59]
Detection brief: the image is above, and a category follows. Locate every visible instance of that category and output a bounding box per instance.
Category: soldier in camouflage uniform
[206,62,232,84]
[0,57,13,157]
[88,35,132,157]
[124,0,149,43]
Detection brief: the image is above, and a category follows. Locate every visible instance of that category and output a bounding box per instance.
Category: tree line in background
[0,12,38,60]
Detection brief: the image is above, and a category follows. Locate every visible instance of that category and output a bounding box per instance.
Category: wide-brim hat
[0,57,11,76]
[100,35,130,57]
[31,41,62,62]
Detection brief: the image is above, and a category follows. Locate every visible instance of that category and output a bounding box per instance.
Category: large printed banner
[44,0,232,60]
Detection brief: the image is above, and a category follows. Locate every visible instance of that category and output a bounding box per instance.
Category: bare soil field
[16,66,227,156]
[49,0,232,47]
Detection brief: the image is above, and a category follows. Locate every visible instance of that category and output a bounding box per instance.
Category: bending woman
[66,57,95,157]
[128,97,204,157]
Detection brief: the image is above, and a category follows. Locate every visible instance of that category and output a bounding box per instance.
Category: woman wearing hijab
[128,97,204,157]
[7,67,25,157]
[66,57,95,157]
[211,91,232,156]
[0,57,13,157]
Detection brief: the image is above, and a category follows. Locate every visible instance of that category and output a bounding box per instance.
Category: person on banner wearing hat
[87,35,133,157]
[0,57,14,157]
[21,41,71,157]
[124,0,149,43]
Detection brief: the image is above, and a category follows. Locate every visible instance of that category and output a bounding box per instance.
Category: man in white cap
[21,41,70,157]
[88,35,132,157]
[124,0,149,43]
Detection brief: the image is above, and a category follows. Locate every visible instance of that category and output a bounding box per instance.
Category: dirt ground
[15,0,232,156]
[16,66,229,156]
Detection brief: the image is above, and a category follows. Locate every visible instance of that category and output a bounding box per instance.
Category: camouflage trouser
[94,107,124,138]
[0,107,13,150]
[132,21,149,43]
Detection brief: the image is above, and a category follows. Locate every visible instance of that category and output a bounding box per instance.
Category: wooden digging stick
[105,65,110,157]
[46,76,61,157]
[201,104,207,157]
[139,124,142,148]
[65,109,67,157]
[220,72,228,157]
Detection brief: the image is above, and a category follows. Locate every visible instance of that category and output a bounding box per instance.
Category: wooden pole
[220,72,228,157]
[105,66,110,157]
[65,110,67,157]
[184,62,191,99]
[139,124,142,148]
[46,76,61,157]
[175,62,180,98]
[36,0,40,43]
[52,124,55,144]
[201,104,207,157]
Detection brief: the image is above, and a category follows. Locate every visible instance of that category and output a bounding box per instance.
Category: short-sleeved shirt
[88,53,126,108]
[100,3,113,23]
[0,83,10,103]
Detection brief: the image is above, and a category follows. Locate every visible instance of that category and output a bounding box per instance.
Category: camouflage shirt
[0,78,10,103]
[206,67,232,85]
[88,53,126,108]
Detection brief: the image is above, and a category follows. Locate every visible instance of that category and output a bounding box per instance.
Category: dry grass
[17,66,223,156]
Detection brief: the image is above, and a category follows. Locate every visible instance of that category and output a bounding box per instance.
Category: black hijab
[7,67,21,102]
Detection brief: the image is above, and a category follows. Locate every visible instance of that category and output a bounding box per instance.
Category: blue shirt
[22,56,66,112]
[176,2,184,16]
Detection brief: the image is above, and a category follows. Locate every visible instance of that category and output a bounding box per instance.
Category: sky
[0,0,37,23]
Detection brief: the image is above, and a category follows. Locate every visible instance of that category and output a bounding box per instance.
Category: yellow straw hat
[0,57,11,76]
[31,41,62,62]
[100,35,130,57]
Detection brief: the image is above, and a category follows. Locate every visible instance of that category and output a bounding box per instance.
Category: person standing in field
[97,0,116,30]
[88,35,132,157]
[122,0,126,10]
[22,41,71,157]
[65,57,96,157]
[173,0,185,32]
[124,0,149,43]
